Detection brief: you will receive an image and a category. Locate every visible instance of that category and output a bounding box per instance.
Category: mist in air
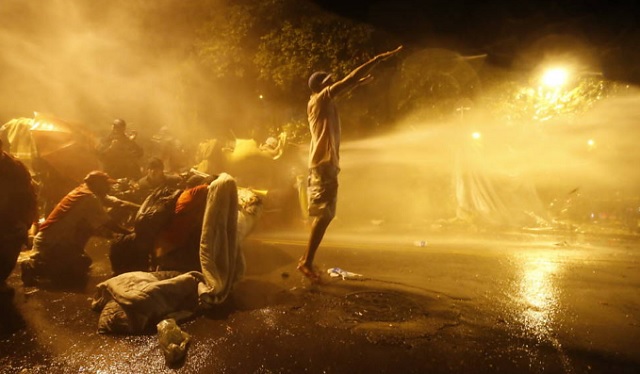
[0,0,240,141]
[2,0,638,232]
[337,89,640,229]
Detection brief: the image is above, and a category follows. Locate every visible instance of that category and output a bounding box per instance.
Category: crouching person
[21,171,133,287]
[153,174,213,272]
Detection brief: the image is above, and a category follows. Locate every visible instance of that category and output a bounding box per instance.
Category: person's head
[308,71,333,93]
[185,174,216,189]
[84,170,117,196]
[185,174,205,189]
[146,157,165,183]
[112,118,127,134]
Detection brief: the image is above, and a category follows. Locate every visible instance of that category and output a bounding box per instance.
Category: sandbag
[92,271,201,334]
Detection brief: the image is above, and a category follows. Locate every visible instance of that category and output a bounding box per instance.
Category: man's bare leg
[298,215,332,282]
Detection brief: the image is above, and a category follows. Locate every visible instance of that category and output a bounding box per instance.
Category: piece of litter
[327,267,363,280]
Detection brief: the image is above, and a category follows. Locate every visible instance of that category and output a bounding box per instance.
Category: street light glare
[541,68,569,88]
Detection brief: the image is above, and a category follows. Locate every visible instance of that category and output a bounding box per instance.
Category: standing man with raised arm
[298,46,403,283]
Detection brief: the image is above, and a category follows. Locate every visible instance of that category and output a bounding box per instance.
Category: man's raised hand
[378,45,403,61]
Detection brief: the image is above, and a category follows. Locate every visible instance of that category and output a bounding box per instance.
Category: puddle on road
[278,280,463,347]
[343,290,422,323]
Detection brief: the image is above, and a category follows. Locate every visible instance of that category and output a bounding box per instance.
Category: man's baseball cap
[84,170,117,185]
[308,71,333,93]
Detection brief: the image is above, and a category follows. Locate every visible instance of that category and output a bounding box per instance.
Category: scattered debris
[157,318,191,366]
[327,267,363,280]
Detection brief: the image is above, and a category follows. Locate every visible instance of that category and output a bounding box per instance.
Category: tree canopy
[196,0,379,97]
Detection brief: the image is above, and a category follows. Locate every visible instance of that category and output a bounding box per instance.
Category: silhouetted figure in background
[149,126,187,173]
[96,119,143,180]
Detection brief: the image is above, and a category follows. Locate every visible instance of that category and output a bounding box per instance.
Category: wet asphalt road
[1,226,639,373]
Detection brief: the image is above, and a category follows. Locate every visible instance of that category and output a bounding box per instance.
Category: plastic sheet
[157,318,191,365]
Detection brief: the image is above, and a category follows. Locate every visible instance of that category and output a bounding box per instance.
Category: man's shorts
[307,164,339,219]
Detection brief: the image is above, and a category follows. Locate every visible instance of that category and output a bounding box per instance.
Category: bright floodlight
[472,132,481,140]
[541,68,569,88]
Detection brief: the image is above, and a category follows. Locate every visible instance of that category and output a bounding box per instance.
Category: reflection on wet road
[512,250,573,372]
[1,232,639,373]
[517,252,560,340]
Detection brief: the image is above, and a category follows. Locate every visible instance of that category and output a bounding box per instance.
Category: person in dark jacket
[0,139,38,295]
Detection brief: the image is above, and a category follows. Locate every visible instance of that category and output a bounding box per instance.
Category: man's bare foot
[297,261,322,284]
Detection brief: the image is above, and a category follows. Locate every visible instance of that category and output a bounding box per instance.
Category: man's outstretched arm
[330,46,403,97]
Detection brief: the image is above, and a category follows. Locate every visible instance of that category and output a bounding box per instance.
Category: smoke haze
[337,88,640,228]
[0,0,231,141]
[2,1,638,231]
